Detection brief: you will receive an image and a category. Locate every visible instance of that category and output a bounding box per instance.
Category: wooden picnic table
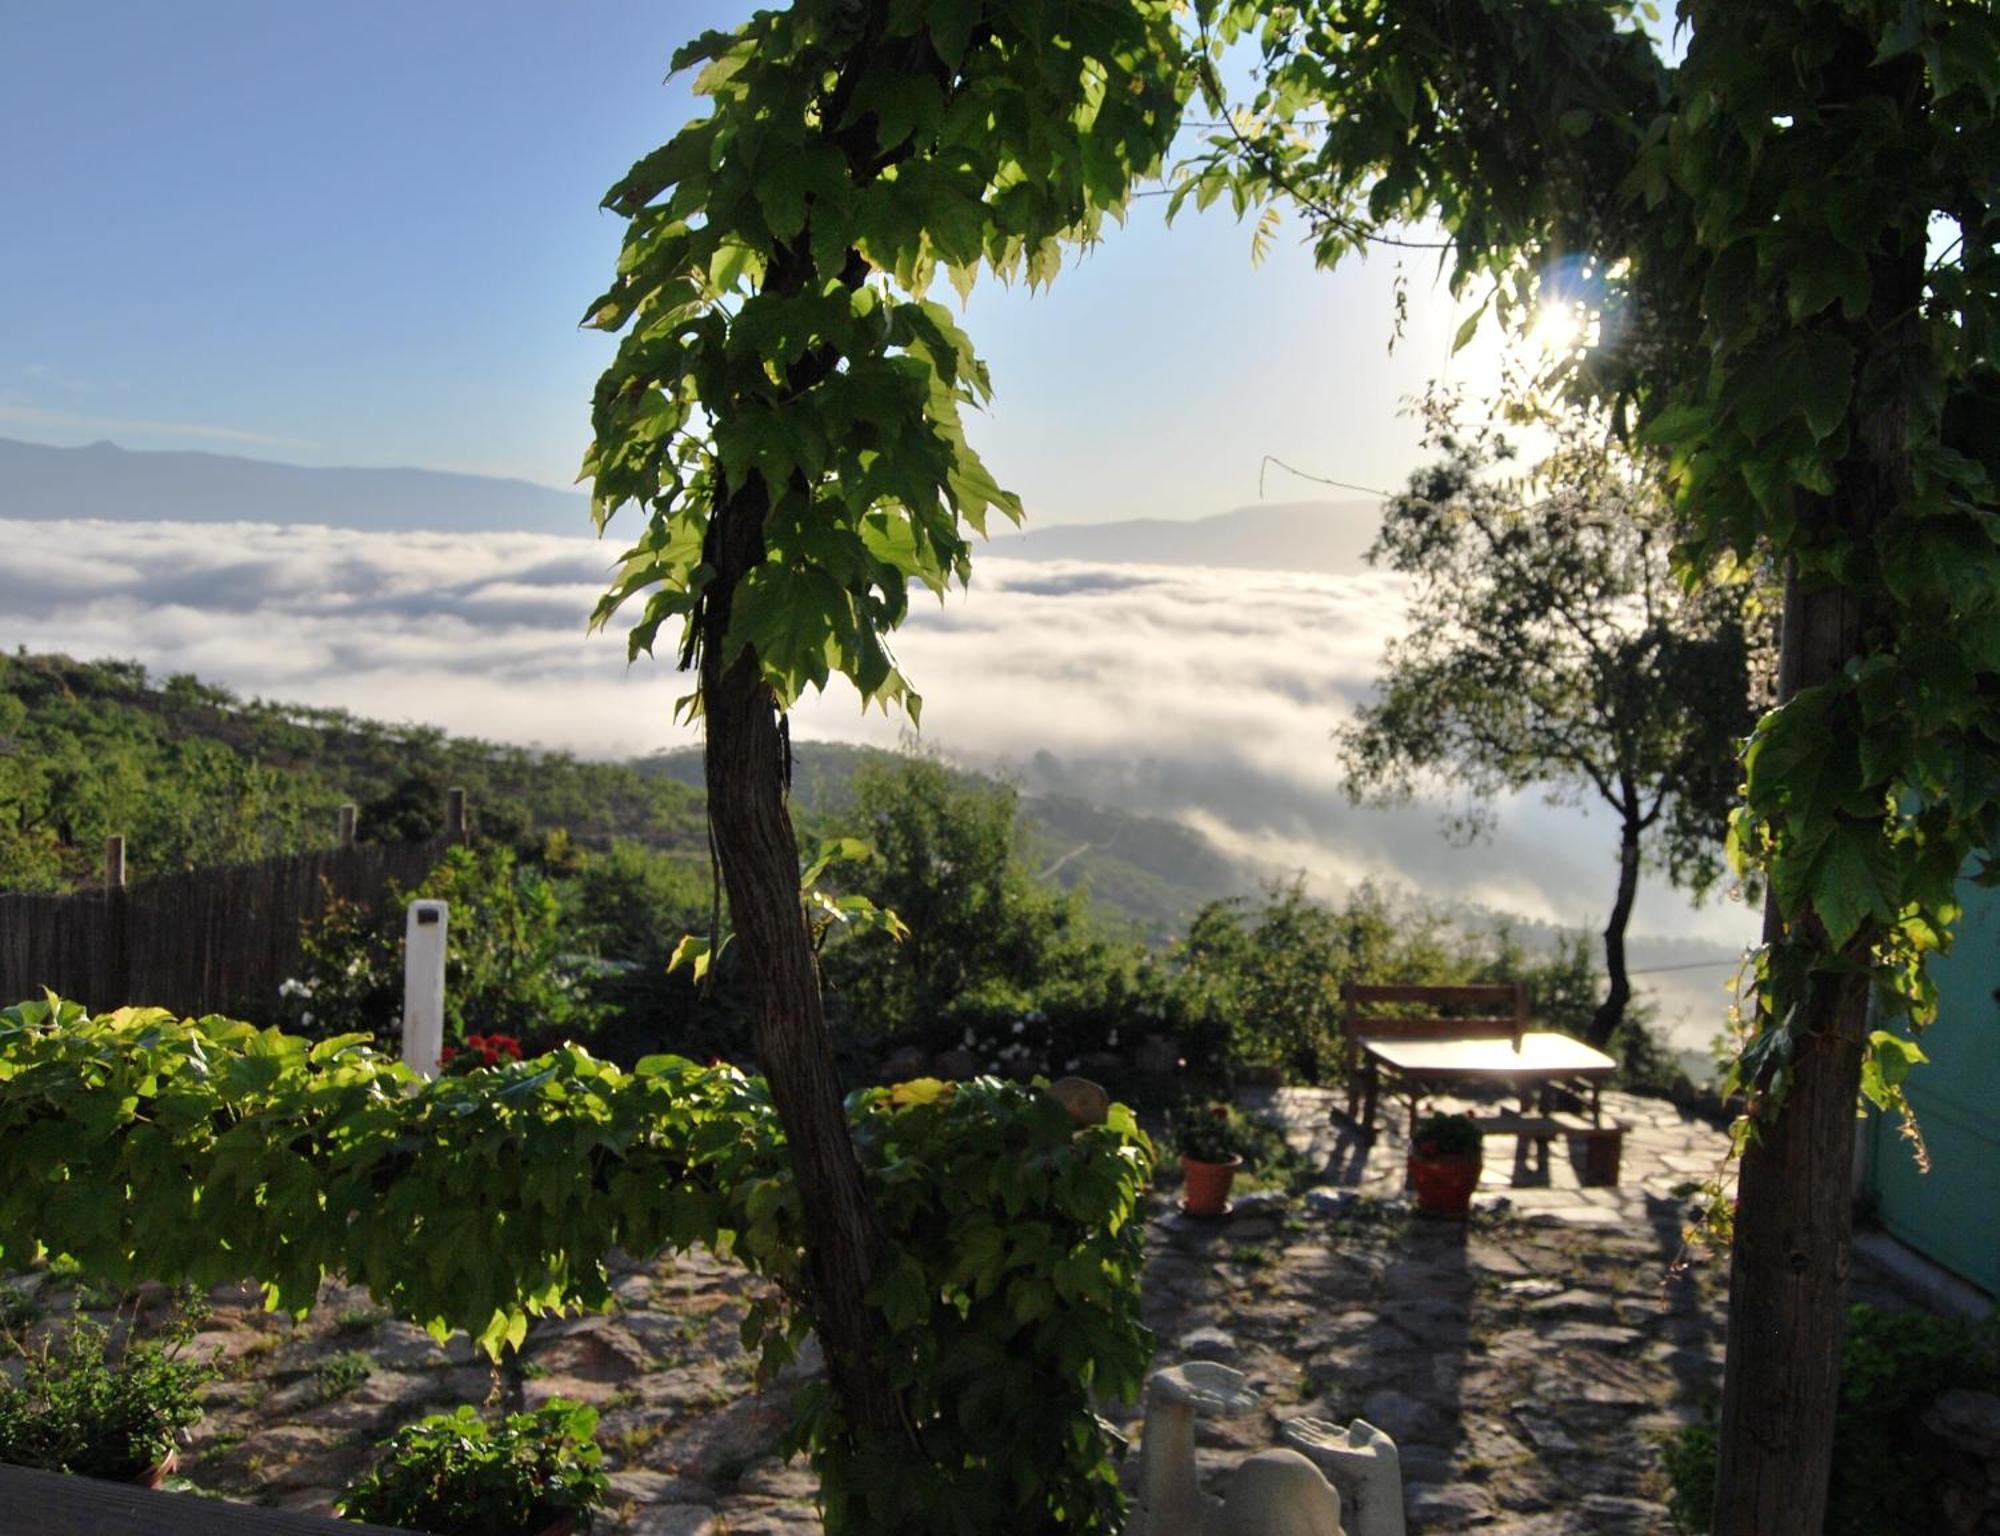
[1357,1030,1620,1129]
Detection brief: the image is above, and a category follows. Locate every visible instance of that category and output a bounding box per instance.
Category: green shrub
[279,844,605,1047]
[1664,1303,2000,1534]
[0,1309,214,1481]
[0,999,1157,1536]
[337,1401,608,1535]
[314,1350,374,1402]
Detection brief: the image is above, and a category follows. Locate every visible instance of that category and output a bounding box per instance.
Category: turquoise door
[1868,877,2000,1298]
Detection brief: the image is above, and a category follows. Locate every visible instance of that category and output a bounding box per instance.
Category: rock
[1049,1076,1110,1127]
[1524,1288,1618,1322]
[1511,1407,1578,1454]
[1304,1187,1360,1219]
[1543,1321,1645,1353]
[1405,1481,1496,1526]
[932,1048,977,1079]
[1498,1278,1565,1301]
[1231,1191,1291,1221]
[1358,1389,1441,1444]
[1176,1326,1240,1361]
[878,1045,928,1081]
[1925,1388,2000,1452]
[1578,1493,1675,1531]
[623,1506,721,1536]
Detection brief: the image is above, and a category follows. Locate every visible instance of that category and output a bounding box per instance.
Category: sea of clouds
[2,517,1756,1046]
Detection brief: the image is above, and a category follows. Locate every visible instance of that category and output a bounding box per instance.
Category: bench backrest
[1339,982,1529,1044]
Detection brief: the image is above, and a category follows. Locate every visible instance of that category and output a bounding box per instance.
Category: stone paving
[7,1085,1880,1535]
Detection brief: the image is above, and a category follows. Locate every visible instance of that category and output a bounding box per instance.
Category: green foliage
[0,651,708,895]
[585,0,1192,721]
[1194,0,2000,1117]
[0,998,1156,1536]
[313,1349,374,1402]
[0,1307,214,1482]
[280,845,605,1047]
[1410,1112,1481,1161]
[1665,1303,2000,1535]
[825,1076,1154,1535]
[336,1401,609,1536]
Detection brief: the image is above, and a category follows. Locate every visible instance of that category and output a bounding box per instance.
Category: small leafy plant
[337,1401,609,1535]
[314,1349,374,1402]
[1410,1112,1481,1160]
[0,1307,215,1481]
[1176,1102,1252,1164]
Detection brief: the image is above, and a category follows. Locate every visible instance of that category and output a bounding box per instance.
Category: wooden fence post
[336,804,357,847]
[104,835,129,1008]
[445,787,467,841]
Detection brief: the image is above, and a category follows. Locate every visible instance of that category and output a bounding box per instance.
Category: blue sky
[1,1,1507,527]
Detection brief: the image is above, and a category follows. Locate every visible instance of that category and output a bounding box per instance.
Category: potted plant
[1177,1102,1249,1217]
[337,1401,609,1536]
[0,1307,215,1485]
[1407,1111,1484,1217]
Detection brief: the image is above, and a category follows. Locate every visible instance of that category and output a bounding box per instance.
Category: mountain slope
[986,499,1385,575]
[0,436,590,536]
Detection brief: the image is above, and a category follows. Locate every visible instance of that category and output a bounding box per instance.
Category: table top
[1360,1030,1618,1079]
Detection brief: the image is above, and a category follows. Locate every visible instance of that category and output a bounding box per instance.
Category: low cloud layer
[4,517,1756,1044]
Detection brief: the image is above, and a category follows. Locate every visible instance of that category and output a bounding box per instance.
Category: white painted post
[402,900,448,1078]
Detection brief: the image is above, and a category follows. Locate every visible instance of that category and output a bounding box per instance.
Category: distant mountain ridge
[987,499,1385,576]
[0,435,1386,574]
[0,435,591,537]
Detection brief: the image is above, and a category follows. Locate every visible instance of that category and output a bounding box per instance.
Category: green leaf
[1809,824,1898,949]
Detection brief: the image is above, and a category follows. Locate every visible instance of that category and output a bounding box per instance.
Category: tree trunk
[1588,819,1641,1046]
[1710,118,1923,1522]
[700,477,901,1447]
[1709,567,1873,1536]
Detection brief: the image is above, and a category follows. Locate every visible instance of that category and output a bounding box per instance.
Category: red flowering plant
[1410,1111,1480,1161]
[438,1034,525,1074]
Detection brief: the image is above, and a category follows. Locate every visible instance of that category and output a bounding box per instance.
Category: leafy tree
[582,1,1190,1488]
[1187,2,2000,1526]
[1338,387,1758,1044]
[820,751,1079,1034]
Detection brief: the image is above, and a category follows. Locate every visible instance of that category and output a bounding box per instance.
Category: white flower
[1011,1021,1026,1036]
[1105,1030,1119,1047]
[962,1029,976,1047]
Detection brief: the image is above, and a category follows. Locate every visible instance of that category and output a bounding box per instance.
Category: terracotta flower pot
[1407,1151,1483,1218]
[1181,1154,1241,1217]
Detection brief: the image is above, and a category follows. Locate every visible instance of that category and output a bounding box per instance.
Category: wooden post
[444,786,467,840]
[103,835,129,1008]
[336,804,357,847]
